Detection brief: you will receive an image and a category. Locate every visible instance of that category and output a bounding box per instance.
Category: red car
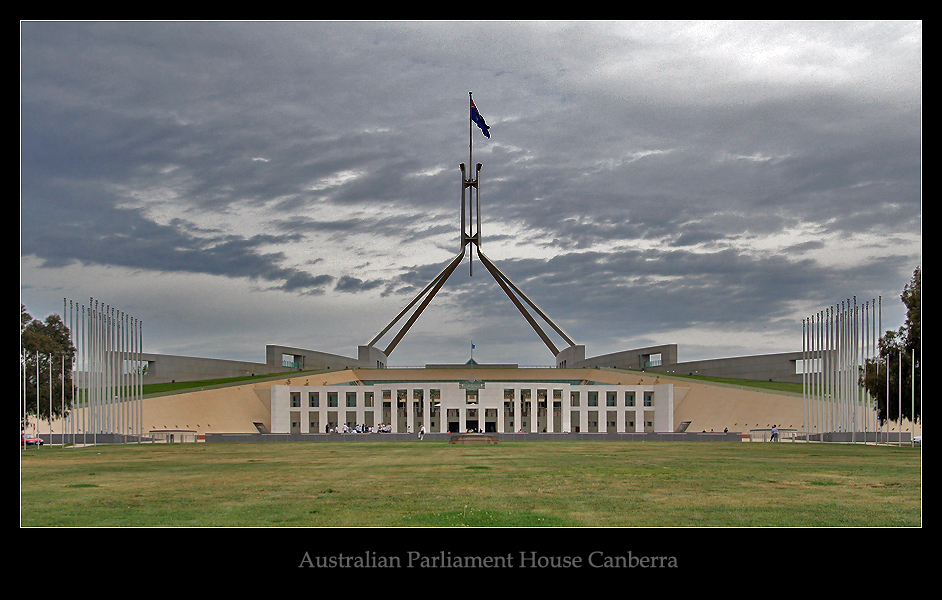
[21,433,44,446]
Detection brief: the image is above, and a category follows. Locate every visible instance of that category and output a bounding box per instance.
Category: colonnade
[272,382,673,435]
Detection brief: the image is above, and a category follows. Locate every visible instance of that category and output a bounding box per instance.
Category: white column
[580,392,588,434]
[423,390,431,435]
[356,391,365,431]
[321,390,328,433]
[301,390,309,433]
[459,397,466,432]
[513,390,520,433]
[497,389,505,433]
[562,390,571,433]
[546,392,554,433]
[528,388,537,433]
[617,394,625,433]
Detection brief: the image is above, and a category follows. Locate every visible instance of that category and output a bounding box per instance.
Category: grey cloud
[20,21,921,365]
[335,275,384,293]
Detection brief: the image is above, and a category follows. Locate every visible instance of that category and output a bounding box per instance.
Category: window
[309,392,319,407]
[606,391,617,407]
[346,392,357,408]
[625,391,635,407]
[588,392,598,407]
[644,393,653,407]
[290,392,301,408]
[328,392,338,407]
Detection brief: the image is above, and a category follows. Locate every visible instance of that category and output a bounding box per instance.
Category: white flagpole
[879,296,883,442]
[139,317,144,442]
[21,348,26,442]
[469,92,473,177]
[35,354,39,437]
[853,297,858,442]
[48,354,53,441]
[801,319,808,442]
[911,348,915,445]
[828,306,833,433]
[94,298,98,444]
[61,354,65,445]
[898,349,902,447]
[816,312,821,437]
[886,355,890,444]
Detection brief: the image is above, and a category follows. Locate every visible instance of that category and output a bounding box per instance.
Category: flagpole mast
[468,92,476,275]
[469,92,473,182]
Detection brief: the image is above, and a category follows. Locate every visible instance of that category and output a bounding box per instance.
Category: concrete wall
[555,344,586,368]
[575,344,679,370]
[357,345,389,369]
[652,351,804,383]
[143,352,285,384]
[576,346,803,384]
[140,342,804,386]
[266,345,363,371]
[141,346,366,384]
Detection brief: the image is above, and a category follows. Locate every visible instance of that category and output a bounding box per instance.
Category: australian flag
[470,100,490,138]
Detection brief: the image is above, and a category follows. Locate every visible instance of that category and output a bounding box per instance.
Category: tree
[862,267,921,424]
[20,304,76,429]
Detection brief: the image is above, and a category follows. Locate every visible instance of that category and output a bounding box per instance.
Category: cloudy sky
[20,21,921,367]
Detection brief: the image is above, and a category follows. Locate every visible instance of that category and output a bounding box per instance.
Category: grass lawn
[20,440,920,528]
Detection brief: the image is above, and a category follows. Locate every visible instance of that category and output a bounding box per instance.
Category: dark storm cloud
[335,275,384,293]
[20,178,335,295]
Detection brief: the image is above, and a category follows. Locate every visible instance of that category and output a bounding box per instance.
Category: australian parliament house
[28,95,915,445]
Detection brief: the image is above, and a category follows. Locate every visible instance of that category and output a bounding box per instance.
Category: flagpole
[469,92,474,276]
[469,92,473,178]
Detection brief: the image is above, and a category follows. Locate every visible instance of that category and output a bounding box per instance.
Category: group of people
[326,423,395,434]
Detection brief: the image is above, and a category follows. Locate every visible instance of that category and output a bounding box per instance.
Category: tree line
[21,304,76,429]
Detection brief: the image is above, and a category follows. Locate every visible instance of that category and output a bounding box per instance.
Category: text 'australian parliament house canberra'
[34,94,910,446]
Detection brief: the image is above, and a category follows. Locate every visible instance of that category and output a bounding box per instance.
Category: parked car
[21,433,43,446]
[913,435,921,444]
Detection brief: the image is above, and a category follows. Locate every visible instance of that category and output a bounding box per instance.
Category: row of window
[289,390,654,409]
[291,414,657,433]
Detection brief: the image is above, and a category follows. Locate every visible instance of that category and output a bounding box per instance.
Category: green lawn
[20,440,921,527]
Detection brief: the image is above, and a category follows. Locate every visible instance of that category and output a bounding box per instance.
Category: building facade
[271,380,674,435]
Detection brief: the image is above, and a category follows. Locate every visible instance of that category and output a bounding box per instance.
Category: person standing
[418,424,426,441]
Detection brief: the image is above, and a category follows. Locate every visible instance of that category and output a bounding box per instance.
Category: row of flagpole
[802,296,879,442]
[63,297,144,445]
[801,295,918,444]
